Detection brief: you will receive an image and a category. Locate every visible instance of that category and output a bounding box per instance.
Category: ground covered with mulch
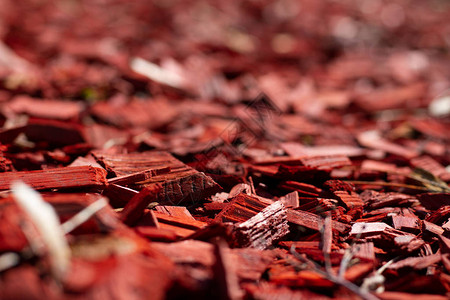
[0,0,450,299]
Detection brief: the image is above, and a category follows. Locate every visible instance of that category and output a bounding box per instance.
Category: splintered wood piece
[230,201,289,249]
[120,184,162,226]
[92,151,221,205]
[149,172,221,206]
[392,215,420,233]
[287,209,349,233]
[214,193,272,223]
[0,166,107,191]
[333,190,364,210]
[91,151,183,177]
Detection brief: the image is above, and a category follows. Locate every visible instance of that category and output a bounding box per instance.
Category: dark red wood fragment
[392,215,420,233]
[120,184,162,226]
[93,150,221,205]
[0,166,107,191]
[230,201,289,249]
[214,193,271,223]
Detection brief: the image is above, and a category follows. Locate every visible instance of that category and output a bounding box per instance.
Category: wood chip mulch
[0,0,449,299]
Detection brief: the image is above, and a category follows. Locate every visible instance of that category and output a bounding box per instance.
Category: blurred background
[0,0,449,102]
[0,0,449,163]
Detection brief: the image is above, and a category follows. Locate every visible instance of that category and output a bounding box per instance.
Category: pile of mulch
[0,0,449,299]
